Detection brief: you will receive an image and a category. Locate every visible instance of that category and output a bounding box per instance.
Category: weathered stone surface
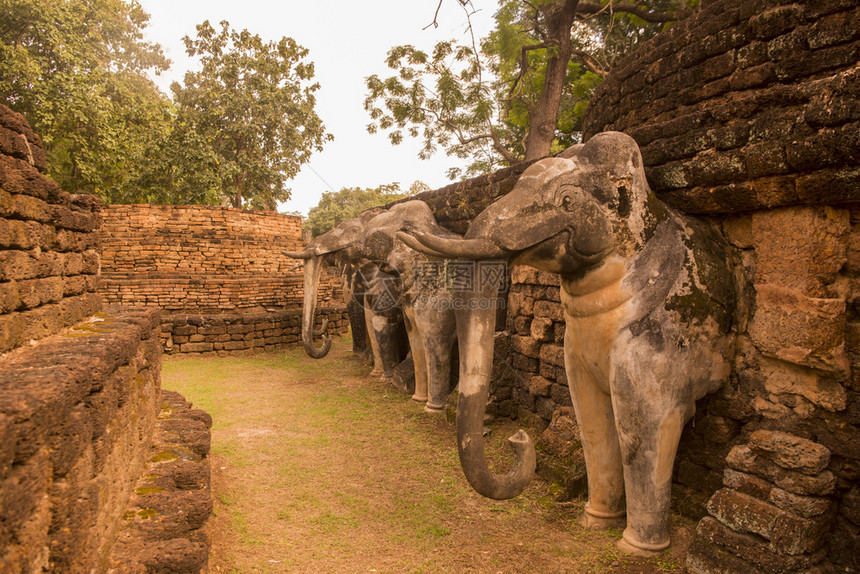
[109,388,213,573]
[748,283,848,373]
[759,357,848,412]
[529,316,555,342]
[768,487,832,519]
[752,207,850,298]
[726,445,836,496]
[694,516,826,573]
[707,488,827,555]
[0,306,162,572]
[749,430,832,475]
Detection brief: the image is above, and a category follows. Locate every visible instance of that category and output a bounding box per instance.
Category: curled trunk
[455,285,536,499]
[301,254,331,358]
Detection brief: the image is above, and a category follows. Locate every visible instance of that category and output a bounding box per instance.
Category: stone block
[723,468,773,499]
[530,317,554,342]
[179,342,213,353]
[511,335,541,358]
[841,487,860,527]
[751,206,849,298]
[539,343,565,368]
[748,283,848,373]
[726,445,836,496]
[760,356,848,412]
[528,376,552,397]
[768,487,831,518]
[533,300,564,322]
[549,384,572,407]
[749,430,831,475]
[694,517,825,573]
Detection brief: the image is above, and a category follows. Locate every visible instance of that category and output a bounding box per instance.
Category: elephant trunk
[301,254,332,358]
[455,286,536,500]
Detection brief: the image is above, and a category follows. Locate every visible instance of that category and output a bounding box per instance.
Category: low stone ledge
[160,306,350,355]
[109,390,212,574]
[0,306,161,572]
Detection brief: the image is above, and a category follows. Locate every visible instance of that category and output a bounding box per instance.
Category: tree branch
[570,48,607,77]
[576,1,692,23]
[508,42,552,100]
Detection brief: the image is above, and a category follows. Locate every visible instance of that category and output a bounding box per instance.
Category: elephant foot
[616,530,670,556]
[581,506,626,529]
[370,368,384,377]
[423,403,445,414]
[411,393,428,403]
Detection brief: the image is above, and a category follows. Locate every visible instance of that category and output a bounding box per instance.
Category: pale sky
[136,0,497,215]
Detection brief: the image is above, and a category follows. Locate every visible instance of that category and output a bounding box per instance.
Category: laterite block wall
[581,0,858,571]
[99,204,349,354]
[0,106,102,353]
[0,105,185,572]
[406,0,858,570]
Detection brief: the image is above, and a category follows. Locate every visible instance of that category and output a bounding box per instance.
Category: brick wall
[99,204,349,354]
[456,0,858,571]
[0,308,163,572]
[0,105,102,353]
[161,307,349,356]
[100,204,331,312]
[0,104,208,572]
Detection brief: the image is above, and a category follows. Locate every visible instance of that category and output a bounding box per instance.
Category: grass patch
[162,338,694,574]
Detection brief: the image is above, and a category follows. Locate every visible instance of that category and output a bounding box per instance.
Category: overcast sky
[136,0,497,215]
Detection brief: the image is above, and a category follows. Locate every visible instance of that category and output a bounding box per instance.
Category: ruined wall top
[0,104,102,353]
[582,0,859,214]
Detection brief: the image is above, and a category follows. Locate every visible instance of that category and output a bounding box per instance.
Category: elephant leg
[565,349,626,527]
[364,305,384,377]
[402,303,428,402]
[609,355,683,553]
[421,307,455,413]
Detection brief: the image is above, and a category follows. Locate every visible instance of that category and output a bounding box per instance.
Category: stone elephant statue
[398,132,738,554]
[283,213,404,377]
[286,200,459,412]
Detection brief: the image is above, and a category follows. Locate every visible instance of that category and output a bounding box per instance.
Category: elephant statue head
[360,200,460,411]
[399,132,738,552]
[284,216,369,358]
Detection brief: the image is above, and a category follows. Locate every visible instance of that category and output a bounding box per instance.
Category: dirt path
[162,337,692,573]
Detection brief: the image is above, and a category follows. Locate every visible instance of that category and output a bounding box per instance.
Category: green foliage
[161,20,333,210]
[306,182,421,237]
[365,0,693,178]
[0,0,173,198]
[1,5,331,208]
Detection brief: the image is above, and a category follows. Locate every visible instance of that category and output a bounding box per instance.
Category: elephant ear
[311,217,367,256]
[363,229,395,260]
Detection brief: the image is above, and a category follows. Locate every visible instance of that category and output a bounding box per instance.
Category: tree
[365,0,694,178]
[166,20,332,210]
[0,0,174,197]
[306,182,422,237]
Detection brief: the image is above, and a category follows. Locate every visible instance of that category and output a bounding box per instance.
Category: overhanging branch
[576,1,691,23]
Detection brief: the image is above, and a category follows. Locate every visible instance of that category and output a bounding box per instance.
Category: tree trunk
[233,167,246,208]
[524,0,580,161]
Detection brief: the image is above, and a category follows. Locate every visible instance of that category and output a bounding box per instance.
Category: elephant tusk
[283,248,313,259]
[397,231,506,260]
[396,232,448,258]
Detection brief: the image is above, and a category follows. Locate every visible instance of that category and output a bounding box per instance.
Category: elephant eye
[561,195,574,211]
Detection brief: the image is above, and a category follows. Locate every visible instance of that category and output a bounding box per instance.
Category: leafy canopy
[161,20,333,210]
[0,0,173,197]
[365,0,694,178]
[306,181,428,238]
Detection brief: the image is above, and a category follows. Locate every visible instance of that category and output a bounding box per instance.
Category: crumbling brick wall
[99,204,349,354]
[0,105,189,572]
[0,106,102,353]
[478,0,858,571]
[400,0,857,570]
